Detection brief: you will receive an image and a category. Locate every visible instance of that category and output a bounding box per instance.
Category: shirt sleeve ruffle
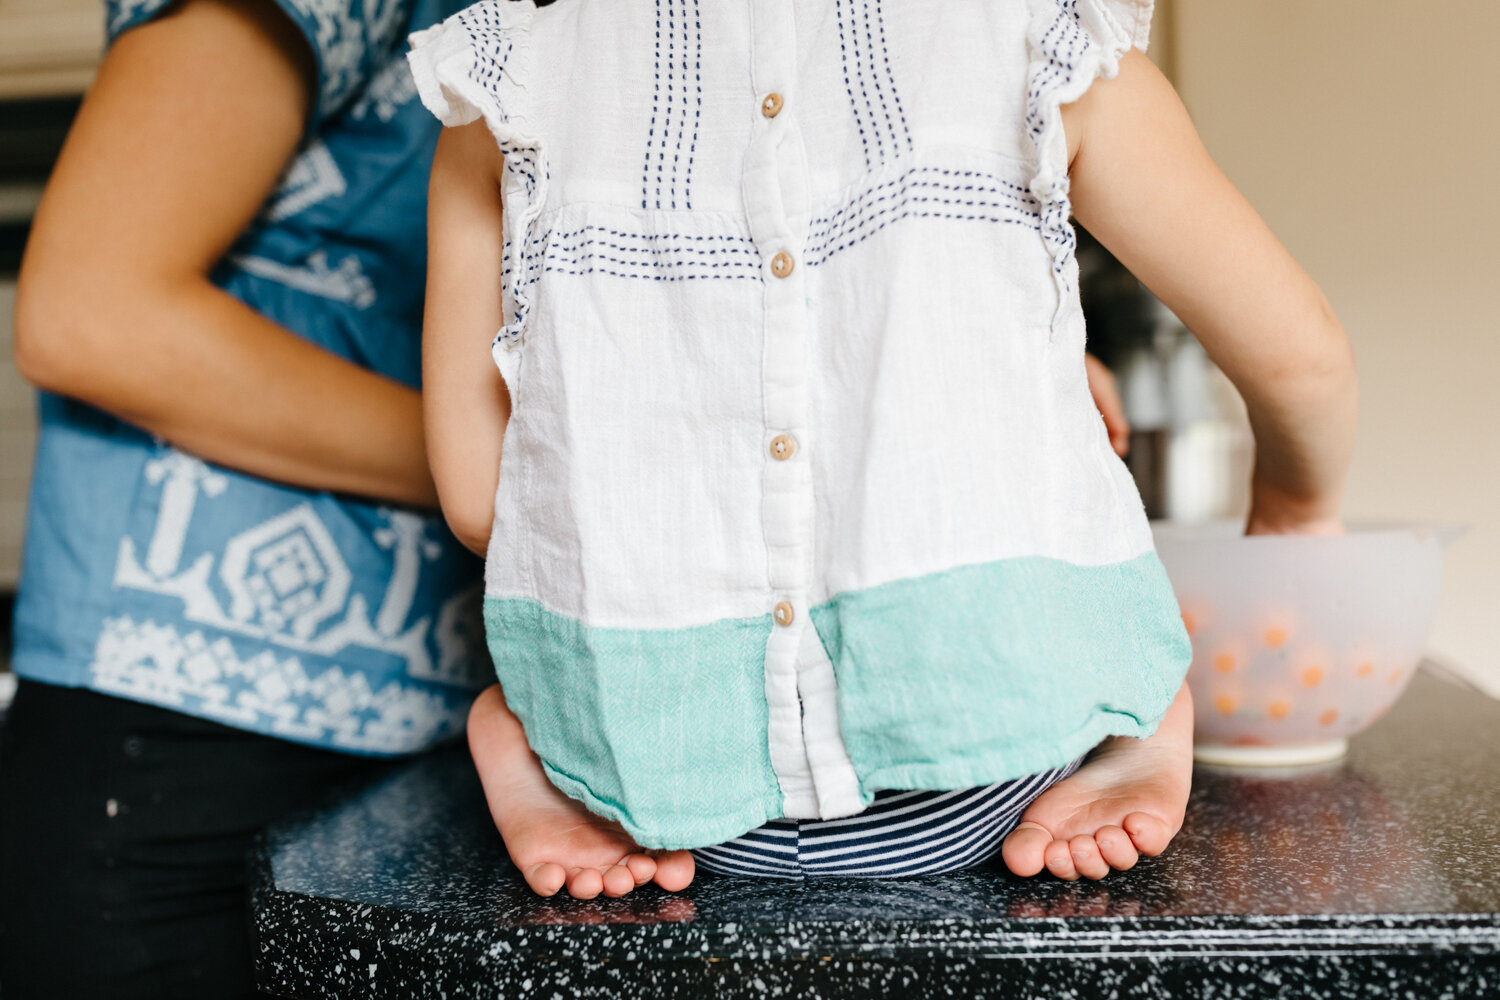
[1024,0,1153,323]
[406,1,537,138]
[407,0,546,376]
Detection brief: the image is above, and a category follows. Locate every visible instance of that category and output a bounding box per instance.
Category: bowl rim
[1149,519,1468,547]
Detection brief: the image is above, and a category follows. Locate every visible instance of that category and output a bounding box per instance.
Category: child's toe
[1123,811,1172,857]
[566,867,604,899]
[524,862,567,897]
[1094,824,1138,871]
[1000,820,1053,877]
[1044,838,1080,880]
[650,849,696,892]
[525,863,564,899]
[1068,834,1109,880]
[623,853,658,885]
[601,864,637,897]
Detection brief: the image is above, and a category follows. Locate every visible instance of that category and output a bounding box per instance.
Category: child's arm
[423,120,512,556]
[424,136,700,898]
[1063,51,1358,534]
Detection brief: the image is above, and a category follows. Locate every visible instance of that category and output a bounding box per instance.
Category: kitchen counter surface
[251,668,1500,998]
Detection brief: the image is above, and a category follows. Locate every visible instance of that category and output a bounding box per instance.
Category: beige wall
[1168,1,1500,688]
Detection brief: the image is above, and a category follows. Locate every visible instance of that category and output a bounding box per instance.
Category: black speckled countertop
[251,667,1500,998]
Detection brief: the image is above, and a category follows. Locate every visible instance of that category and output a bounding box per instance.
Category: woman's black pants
[0,679,390,999]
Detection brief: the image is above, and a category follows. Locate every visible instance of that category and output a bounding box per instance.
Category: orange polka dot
[1388,668,1404,686]
[1356,662,1375,678]
[1181,611,1198,635]
[1214,695,1237,715]
[1267,700,1290,721]
[1263,626,1288,649]
[1318,708,1339,726]
[1302,666,1324,688]
[1213,653,1237,674]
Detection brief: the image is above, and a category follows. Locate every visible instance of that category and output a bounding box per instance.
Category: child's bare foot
[467,685,696,899]
[1001,680,1193,880]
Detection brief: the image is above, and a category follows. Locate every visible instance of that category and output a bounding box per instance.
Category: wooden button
[769,434,796,461]
[770,251,794,278]
[761,92,784,118]
[773,601,795,627]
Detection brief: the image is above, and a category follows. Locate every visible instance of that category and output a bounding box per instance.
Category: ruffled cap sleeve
[407,1,547,374]
[1025,0,1153,325]
[1102,0,1153,52]
[1026,0,1153,205]
[406,0,537,138]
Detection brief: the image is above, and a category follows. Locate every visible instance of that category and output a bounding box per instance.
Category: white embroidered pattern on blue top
[11,0,491,757]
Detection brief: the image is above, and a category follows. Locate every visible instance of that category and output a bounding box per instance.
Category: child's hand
[1085,352,1129,458]
[1244,478,1345,537]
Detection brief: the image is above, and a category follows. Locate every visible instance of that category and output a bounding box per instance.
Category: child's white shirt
[410,0,1187,850]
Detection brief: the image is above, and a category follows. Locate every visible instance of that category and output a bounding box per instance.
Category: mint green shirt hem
[538,760,787,852]
[484,549,1189,849]
[851,703,1166,798]
[483,598,784,851]
[810,551,1190,792]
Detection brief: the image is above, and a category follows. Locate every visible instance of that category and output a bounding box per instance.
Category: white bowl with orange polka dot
[1151,521,1464,766]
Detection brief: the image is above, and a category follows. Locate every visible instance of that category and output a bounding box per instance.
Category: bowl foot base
[1193,739,1349,767]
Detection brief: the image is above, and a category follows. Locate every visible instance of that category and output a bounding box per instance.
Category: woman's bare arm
[13,0,439,508]
[1062,51,1357,531]
[422,119,510,556]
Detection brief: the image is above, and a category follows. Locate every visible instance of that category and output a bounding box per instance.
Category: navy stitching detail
[809,206,1040,267]
[505,192,1039,280]
[504,157,535,187]
[664,0,677,209]
[809,165,1038,232]
[458,8,517,125]
[514,222,761,283]
[644,0,662,209]
[499,159,1041,282]
[536,247,757,270]
[1025,1,1093,287]
[834,0,872,168]
[672,0,689,209]
[861,0,898,160]
[848,0,885,163]
[540,265,762,283]
[811,192,1039,261]
[520,225,756,251]
[536,247,760,275]
[873,0,913,151]
[807,166,1040,257]
[684,0,701,210]
[533,235,759,265]
[673,0,685,209]
[454,6,541,337]
[536,240,757,262]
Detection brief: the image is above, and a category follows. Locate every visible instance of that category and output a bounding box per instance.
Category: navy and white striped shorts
[690,757,1085,879]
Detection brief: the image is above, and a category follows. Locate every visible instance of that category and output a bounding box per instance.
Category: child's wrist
[1245,473,1345,536]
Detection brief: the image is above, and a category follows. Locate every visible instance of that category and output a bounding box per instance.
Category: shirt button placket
[768,242,799,645]
[744,0,820,818]
[761,148,803,647]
